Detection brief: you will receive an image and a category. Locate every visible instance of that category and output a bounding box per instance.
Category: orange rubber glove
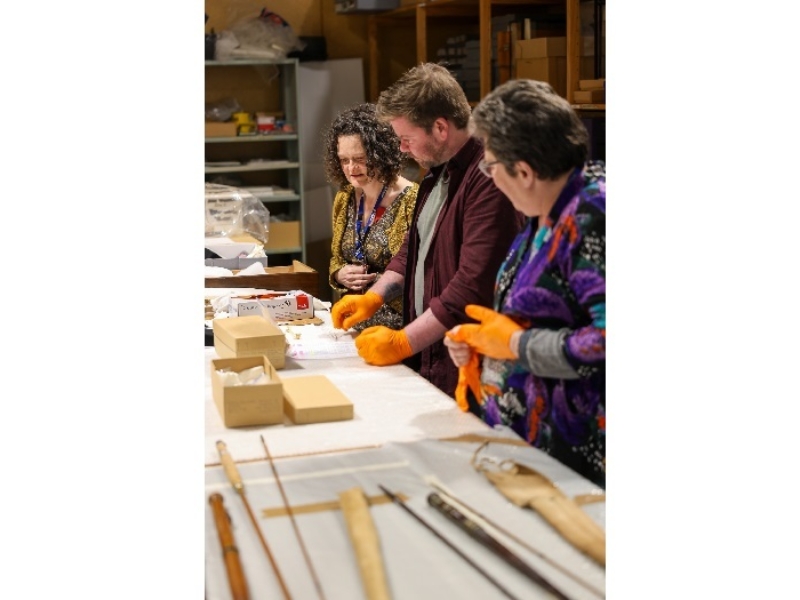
[455,352,482,411]
[446,326,483,410]
[331,291,384,330]
[355,326,413,366]
[456,304,523,360]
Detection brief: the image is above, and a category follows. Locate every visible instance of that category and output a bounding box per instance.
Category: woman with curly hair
[323,103,419,331]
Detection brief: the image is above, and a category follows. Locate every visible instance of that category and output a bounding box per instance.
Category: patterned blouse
[329,183,418,330]
[476,161,606,487]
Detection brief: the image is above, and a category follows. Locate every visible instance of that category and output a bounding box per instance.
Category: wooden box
[205,260,319,298]
[211,355,283,427]
[282,375,354,424]
[212,315,286,369]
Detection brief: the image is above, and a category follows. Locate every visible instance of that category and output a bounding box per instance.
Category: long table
[204,312,606,599]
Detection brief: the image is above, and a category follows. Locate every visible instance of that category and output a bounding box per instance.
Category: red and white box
[229,291,314,322]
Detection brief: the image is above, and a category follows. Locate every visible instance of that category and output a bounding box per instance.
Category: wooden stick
[428,492,571,600]
[261,435,326,600]
[217,440,293,600]
[209,493,250,600]
[427,476,604,598]
[378,485,522,600]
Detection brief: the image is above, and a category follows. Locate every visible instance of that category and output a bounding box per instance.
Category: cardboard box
[265,221,301,250]
[211,355,284,427]
[282,375,354,424]
[212,315,286,369]
[515,37,567,59]
[515,56,595,99]
[579,78,605,91]
[573,89,605,104]
[514,35,601,59]
[231,291,315,321]
[204,260,319,298]
[205,122,237,137]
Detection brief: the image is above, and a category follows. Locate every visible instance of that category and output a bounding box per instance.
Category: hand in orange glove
[455,304,523,360]
[355,326,413,366]
[331,291,384,330]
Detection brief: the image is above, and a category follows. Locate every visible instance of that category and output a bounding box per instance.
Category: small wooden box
[213,315,286,369]
[211,355,283,427]
[282,375,354,424]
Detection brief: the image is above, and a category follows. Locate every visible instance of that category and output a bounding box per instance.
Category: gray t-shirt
[414,170,449,317]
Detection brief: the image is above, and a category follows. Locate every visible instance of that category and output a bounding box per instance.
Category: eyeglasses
[478,159,501,177]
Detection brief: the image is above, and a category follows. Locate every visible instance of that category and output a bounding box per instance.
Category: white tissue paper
[237,262,267,276]
[206,266,235,278]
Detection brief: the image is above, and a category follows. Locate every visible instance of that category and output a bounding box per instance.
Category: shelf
[368,0,588,102]
[205,59,298,67]
[205,161,300,174]
[572,103,606,112]
[205,134,299,143]
[205,56,305,262]
[242,187,301,203]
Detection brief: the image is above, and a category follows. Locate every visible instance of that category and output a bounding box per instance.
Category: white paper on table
[281,321,359,359]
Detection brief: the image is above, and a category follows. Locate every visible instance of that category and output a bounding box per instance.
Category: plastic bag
[205,183,270,247]
[205,97,242,122]
[216,7,305,61]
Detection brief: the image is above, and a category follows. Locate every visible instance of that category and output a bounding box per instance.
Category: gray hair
[471,79,588,179]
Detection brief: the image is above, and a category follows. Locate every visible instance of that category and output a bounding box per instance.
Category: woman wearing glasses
[444,79,606,488]
[324,103,418,331]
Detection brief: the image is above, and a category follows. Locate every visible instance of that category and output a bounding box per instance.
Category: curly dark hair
[471,79,588,180]
[322,103,404,189]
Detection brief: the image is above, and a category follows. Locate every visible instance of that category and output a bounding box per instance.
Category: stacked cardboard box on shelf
[205,122,237,137]
[514,37,594,99]
[574,78,606,104]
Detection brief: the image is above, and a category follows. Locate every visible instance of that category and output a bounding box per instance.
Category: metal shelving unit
[205,58,306,263]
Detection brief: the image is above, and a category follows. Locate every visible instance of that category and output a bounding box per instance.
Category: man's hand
[452,304,523,360]
[331,291,384,330]
[355,326,413,366]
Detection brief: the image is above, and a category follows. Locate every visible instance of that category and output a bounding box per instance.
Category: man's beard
[409,138,447,170]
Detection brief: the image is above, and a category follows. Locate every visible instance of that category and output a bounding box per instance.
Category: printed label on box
[235,301,263,317]
[230,293,314,322]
